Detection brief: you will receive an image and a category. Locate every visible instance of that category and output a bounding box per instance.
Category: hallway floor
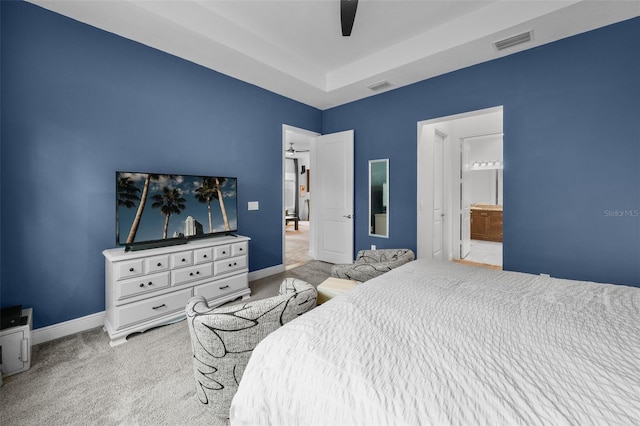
[464,240,502,267]
[285,220,310,269]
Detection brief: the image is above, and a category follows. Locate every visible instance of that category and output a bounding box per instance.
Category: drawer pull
[219,285,229,290]
[157,262,162,267]
[189,271,201,277]
[152,303,166,310]
[182,258,186,262]
[203,254,207,258]
[139,283,144,288]
[129,267,135,272]
[223,251,227,254]
[148,281,153,286]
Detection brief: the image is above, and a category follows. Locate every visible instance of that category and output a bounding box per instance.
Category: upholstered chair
[185,278,317,418]
[331,248,415,282]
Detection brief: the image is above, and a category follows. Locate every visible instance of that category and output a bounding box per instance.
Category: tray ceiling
[28,1,639,109]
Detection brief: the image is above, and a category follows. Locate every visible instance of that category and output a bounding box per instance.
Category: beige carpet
[0,260,332,426]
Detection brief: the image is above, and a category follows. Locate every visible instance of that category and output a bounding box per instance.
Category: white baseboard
[32,311,106,346]
[248,264,285,281]
[31,266,283,346]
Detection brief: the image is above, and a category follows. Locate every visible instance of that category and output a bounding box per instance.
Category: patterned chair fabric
[331,248,415,282]
[186,278,317,418]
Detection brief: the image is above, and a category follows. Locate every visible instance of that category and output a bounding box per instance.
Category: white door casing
[432,130,445,260]
[311,130,354,264]
[417,106,503,262]
[460,140,472,258]
[282,125,319,268]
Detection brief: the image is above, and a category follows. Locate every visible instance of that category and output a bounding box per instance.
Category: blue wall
[1,2,638,330]
[0,1,321,328]
[323,17,640,288]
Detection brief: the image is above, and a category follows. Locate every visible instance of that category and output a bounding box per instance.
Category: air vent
[367,80,392,92]
[494,30,533,51]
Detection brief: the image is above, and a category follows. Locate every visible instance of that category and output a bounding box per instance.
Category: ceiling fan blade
[341,0,358,37]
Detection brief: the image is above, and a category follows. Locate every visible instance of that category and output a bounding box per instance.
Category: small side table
[0,308,32,378]
[317,277,360,304]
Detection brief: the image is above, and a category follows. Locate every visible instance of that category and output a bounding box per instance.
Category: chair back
[186,278,316,417]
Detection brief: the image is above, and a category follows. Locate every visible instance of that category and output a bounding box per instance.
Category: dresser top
[103,235,250,261]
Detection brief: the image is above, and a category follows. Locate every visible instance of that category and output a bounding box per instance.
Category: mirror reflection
[369,159,389,238]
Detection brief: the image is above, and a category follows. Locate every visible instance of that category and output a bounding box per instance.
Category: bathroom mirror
[369,159,389,238]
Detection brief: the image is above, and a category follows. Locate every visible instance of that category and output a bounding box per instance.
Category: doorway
[283,126,316,270]
[282,125,355,269]
[417,107,503,268]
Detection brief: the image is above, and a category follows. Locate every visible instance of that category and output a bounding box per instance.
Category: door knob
[343,214,352,219]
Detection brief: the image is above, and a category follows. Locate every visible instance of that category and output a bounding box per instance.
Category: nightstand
[0,308,32,377]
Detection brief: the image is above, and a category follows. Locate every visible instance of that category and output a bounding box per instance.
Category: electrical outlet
[371,245,376,250]
[248,201,259,211]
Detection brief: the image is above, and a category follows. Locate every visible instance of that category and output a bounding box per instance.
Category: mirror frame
[369,159,389,238]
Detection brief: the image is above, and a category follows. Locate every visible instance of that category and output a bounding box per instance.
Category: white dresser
[103,235,250,346]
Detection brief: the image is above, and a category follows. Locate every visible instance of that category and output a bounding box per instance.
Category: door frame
[282,125,319,267]
[417,106,503,260]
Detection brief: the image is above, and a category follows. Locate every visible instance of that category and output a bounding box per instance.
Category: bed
[230,259,640,425]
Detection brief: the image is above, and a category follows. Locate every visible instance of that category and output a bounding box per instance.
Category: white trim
[248,264,285,281]
[32,311,106,345]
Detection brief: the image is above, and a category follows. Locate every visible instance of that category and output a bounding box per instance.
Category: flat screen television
[116,172,238,251]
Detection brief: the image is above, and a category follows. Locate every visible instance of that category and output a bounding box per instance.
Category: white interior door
[311,130,354,264]
[432,131,445,260]
[460,140,471,258]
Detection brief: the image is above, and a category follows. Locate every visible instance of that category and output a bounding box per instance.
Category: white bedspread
[230,259,640,425]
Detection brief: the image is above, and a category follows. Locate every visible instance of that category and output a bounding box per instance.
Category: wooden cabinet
[471,209,503,242]
[103,236,250,346]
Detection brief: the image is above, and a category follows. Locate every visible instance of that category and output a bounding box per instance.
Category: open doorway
[283,125,317,270]
[417,107,503,268]
[462,132,503,267]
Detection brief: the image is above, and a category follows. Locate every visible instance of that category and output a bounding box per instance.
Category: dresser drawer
[194,247,213,264]
[116,259,144,281]
[194,274,248,301]
[116,271,170,301]
[171,251,193,269]
[214,255,247,276]
[145,254,170,273]
[213,245,232,260]
[172,263,214,286]
[114,288,192,330]
[232,242,248,257]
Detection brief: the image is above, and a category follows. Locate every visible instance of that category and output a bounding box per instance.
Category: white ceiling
[28,0,639,110]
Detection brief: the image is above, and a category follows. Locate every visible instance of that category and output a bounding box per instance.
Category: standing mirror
[369,159,389,238]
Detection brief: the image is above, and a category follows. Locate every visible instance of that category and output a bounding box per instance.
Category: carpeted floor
[0,260,332,426]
